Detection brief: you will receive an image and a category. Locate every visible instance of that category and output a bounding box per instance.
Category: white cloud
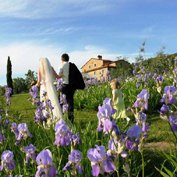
[0,0,121,19]
[0,42,121,85]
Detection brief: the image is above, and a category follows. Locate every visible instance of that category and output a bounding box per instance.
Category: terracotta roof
[81,58,113,69]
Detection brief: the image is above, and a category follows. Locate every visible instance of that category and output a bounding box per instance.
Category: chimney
[98,55,102,60]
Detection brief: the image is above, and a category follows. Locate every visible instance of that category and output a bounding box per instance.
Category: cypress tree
[6,56,13,92]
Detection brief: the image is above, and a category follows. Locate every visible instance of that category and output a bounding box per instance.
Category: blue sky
[0,0,177,85]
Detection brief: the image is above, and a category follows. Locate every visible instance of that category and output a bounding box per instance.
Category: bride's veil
[39,57,63,121]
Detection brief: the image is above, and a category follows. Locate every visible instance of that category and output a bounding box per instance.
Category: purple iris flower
[160,104,169,114]
[62,104,68,113]
[108,137,125,156]
[5,175,22,177]
[139,112,146,121]
[164,86,176,94]
[46,99,54,110]
[34,102,46,124]
[132,70,136,75]
[106,123,124,156]
[97,117,114,134]
[0,133,5,144]
[56,78,63,91]
[142,122,150,134]
[11,123,19,139]
[23,144,36,163]
[174,67,177,73]
[127,124,142,139]
[16,123,32,142]
[30,85,38,99]
[97,98,117,133]
[6,119,9,125]
[169,115,177,131]
[126,140,138,151]
[60,94,67,105]
[60,94,68,113]
[153,73,157,79]
[108,138,118,152]
[54,120,72,146]
[63,150,83,175]
[144,74,148,82]
[71,133,81,147]
[35,149,58,177]
[0,150,15,172]
[98,98,116,119]
[174,57,177,66]
[148,72,153,78]
[97,104,116,119]
[161,86,176,105]
[103,98,112,106]
[136,112,147,124]
[87,145,116,177]
[156,75,163,83]
[4,87,12,105]
[34,107,45,124]
[111,120,120,138]
[133,89,149,110]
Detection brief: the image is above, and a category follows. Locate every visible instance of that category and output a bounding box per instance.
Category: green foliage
[141,53,177,75]
[156,152,177,177]
[0,93,175,177]
[6,56,13,90]
[13,77,28,94]
[25,69,37,89]
[110,59,133,80]
[74,77,171,115]
[74,83,112,110]
[9,70,37,94]
[0,86,5,96]
[135,41,146,63]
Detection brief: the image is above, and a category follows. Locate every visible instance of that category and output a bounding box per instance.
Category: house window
[102,70,104,73]
[94,71,96,75]
[94,64,96,67]
[89,65,91,68]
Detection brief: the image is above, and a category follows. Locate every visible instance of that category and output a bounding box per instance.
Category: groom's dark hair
[61,53,69,62]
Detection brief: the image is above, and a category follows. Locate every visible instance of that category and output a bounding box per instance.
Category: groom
[56,53,75,123]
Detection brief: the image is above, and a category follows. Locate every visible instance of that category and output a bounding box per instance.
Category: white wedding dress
[39,58,63,125]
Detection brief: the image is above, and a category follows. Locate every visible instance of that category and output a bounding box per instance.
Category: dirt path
[145,141,175,151]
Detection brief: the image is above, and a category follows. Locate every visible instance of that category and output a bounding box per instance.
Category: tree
[156,46,166,58]
[110,59,133,80]
[13,77,28,94]
[0,86,5,96]
[25,69,37,89]
[135,41,146,63]
[6,56,13,92]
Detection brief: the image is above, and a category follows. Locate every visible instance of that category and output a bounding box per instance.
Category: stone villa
[81,55,117,80]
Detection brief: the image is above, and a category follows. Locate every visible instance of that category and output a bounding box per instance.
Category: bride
[36,58,63,125]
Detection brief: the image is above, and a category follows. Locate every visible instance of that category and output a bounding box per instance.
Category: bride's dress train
[39,58,63,125]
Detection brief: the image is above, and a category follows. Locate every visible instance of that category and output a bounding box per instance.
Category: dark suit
[61,84,75,123]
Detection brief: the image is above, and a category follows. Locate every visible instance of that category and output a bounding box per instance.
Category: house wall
[82,59,103,73]
[88,67,109,80]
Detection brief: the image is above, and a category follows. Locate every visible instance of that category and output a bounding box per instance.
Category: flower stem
[168,121,177,145]
[141,150,145,177]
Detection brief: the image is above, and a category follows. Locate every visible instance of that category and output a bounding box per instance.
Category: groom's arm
[52,67,62,79]
[36,68,41,87]
[58,67,64,78]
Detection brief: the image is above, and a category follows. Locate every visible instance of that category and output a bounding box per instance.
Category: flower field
[0,60,177,177]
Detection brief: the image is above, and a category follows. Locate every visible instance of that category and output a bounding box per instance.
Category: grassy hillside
[2,93,174,147]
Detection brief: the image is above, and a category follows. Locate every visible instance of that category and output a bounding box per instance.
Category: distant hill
[110,53,177,79]
[141,53,177,74]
